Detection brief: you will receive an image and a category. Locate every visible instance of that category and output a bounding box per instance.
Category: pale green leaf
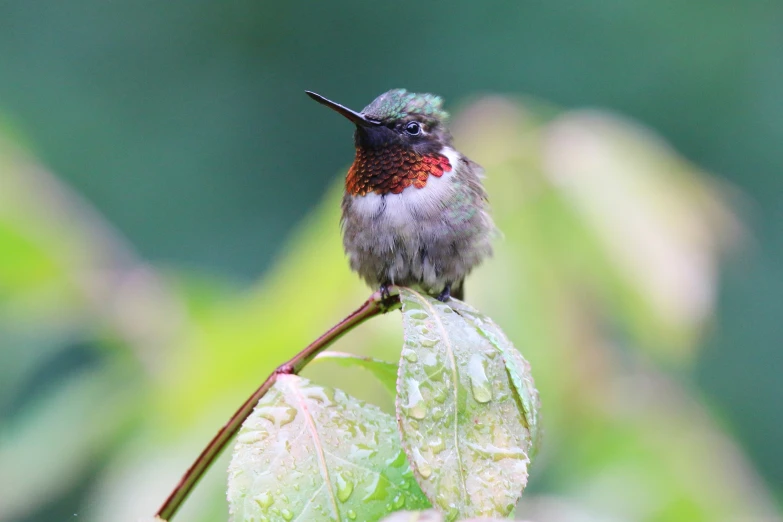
[447,300,541,454]
[228,375,430,522]
[312,351,399,396]
[379,511,444,522]
[379,509,509,521]
[396,288,537,520]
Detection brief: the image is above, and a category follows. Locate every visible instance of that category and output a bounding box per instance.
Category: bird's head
[307,89,454,196]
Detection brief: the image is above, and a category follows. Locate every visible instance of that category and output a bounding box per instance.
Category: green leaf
[447,300,541,455]
[228,375,430,522]
[379,509,508,522]
[396,288,538,520]
[312,351,399,396]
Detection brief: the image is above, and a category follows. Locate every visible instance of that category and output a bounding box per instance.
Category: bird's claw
[379,283,397,310]
[436,284,452,302]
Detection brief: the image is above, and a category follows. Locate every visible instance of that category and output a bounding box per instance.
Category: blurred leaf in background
[1,92,779,521]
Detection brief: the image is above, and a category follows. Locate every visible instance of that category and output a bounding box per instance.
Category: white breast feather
[349,146,461,237]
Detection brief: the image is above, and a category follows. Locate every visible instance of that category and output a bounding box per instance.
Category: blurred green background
[1,2,782,521]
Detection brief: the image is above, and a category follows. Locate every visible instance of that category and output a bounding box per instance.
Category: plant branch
[154,288,401,521]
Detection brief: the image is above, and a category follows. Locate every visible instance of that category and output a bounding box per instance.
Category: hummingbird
[306,89,494,302]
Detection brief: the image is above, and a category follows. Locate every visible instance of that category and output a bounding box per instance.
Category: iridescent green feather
[362,89,448,123]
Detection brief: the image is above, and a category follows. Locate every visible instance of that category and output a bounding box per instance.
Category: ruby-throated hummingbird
[306,89,494,302]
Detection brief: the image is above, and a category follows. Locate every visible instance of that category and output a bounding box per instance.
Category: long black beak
[306,91,382,128]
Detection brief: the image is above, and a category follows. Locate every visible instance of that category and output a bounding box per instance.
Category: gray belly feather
[340,153,493,294]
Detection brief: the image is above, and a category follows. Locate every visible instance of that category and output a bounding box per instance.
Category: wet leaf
[228,374,430,522]
[396,288,538,520]
[313,351,399,396]
[447,300,541,454]
[379,509,508,522]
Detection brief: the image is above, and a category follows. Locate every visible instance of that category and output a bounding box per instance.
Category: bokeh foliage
[1,95,779,521]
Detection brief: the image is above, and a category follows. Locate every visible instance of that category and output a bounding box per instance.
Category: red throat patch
[346,145,453,196]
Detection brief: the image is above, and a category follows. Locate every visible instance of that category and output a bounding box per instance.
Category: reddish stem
[155,289,400,521]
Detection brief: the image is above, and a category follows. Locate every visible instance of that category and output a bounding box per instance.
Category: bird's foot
[379,283,397,310]
[436,284,452,302]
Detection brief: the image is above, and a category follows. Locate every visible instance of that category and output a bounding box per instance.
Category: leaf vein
[288,380,341,520]
[408,289,469,503]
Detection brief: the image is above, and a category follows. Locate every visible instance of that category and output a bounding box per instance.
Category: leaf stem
[154,288,401,521]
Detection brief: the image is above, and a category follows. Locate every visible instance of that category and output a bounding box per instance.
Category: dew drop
[259,406,297,426]
[303,385,334,405]
[467,353,493,403]
[238,431,261,444]
[404,378,426,419]
[420,337,439,347]
[336,472,354,502]
[428,436,446,455]
[347,509,357,520]
[423,353,444,382]
[393,493,406,509]
[362,474,391,502]
[406,309,428,320]
[255,491,273,509]
[385,449,407,468]
[412,447,432,479]
[280,508,294,520]
[402,349,418,362]
[432,387,447,404]
[352,443,376,459]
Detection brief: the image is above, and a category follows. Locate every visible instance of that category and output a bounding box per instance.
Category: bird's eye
[405,121,421,135]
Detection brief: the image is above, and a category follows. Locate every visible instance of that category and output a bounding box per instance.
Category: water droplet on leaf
[385,449,407,468]
[352,443,376,459]
[238,431,261,444]
[420,337,439,347]
[468,353,493,403]
[258,405,297,426]
[432,387,447,403]
[336,472,354,502]
[362,474,391,502]
[405,309,428,320]
[428,437,445,454]
[255,491,273,509]
[412,447,432,479]
[404,378,426,419]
